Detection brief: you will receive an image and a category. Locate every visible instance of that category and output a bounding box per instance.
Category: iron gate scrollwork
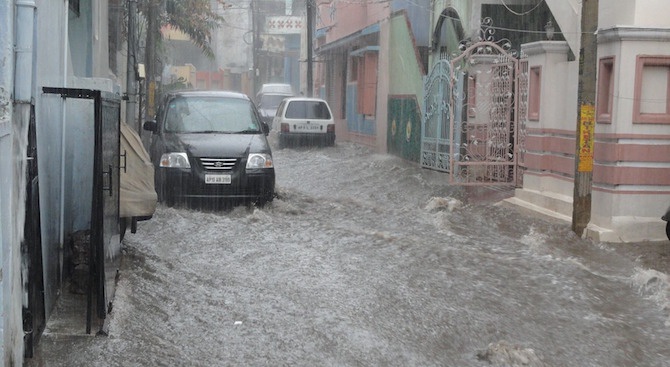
[421,59,453,172]
[421,17,528,186]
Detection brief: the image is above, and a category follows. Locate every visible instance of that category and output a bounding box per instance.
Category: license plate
[295,124,321,131]
[205,174,231,184]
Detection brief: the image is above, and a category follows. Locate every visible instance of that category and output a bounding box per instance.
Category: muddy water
[33,141,670,366]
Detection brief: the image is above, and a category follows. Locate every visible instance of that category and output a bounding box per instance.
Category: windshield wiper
[192,130,223,134]
[189,129,260,134]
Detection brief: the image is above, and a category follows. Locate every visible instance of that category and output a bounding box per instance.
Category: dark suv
[144,91,275,207]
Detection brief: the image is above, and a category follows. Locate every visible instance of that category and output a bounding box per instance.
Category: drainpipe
[14,0,36,362]
[14,0,35,103]
[14,1,36,244]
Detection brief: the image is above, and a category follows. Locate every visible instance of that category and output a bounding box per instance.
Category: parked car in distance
[143,91,275,207]
[274,97,335,148]
[256,83,293,96]
[255,83,294,127]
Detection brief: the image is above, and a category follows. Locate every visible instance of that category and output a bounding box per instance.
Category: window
[165,97,260,133]
[285,101,332,119]
[528,66,541,121]
[633,55,670,124]
[597,57,614,123]
[349,57,358,82]
[357,52,377,116]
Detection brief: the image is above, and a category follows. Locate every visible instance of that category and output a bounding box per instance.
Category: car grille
[200,157,238,171]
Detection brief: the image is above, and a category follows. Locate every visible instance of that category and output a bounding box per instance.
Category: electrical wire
[499,0,545,16]
[314,0,589,38]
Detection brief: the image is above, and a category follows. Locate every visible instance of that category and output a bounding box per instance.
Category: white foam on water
[520,226,547,252]
[477,340,549,367]
[424,196,463,212]
[631,268,670,326]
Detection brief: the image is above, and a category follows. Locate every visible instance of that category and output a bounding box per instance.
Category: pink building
[315,0,390,148]
[507,0,670,242]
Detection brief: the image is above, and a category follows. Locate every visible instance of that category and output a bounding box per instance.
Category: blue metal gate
[421,59,452,172]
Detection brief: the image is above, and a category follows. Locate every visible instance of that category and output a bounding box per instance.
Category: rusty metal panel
[98,93,121,323]
[42,87,121,334]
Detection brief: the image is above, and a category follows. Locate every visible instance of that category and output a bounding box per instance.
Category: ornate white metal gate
[421,59,454,172]
[421,18,528,186]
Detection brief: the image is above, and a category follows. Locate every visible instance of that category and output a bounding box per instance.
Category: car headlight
[159,152,191,168]
[246,153,273,169]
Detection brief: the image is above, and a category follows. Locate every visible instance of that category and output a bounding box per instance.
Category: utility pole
[306,0,313,96]
[252,0,259,95]
[126,0,137,131]
[572,0,599,236]
[145,0,158,122]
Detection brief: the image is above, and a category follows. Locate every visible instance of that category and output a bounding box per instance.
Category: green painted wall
[386,13,425,161]
[383,2,475,162]
[388,15,424,97]
[387,97,421,162]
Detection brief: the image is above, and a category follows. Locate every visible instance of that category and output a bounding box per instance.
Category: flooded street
[32,141,670,366]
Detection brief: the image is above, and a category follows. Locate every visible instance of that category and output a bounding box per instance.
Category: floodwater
[31,140,670,366]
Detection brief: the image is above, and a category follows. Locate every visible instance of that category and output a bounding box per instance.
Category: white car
[255,83,294,126]
[274,97,335,148]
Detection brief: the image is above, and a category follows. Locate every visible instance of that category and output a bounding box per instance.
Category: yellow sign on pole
[578,104,595,172]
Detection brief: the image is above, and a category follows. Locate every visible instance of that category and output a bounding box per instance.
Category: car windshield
[260,94,289,109]
[164,96,261,133]
[285,101,331,119]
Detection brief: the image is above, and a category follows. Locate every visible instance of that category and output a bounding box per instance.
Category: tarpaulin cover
[120,122,157,218]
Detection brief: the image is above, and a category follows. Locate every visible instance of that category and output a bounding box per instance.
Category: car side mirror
[143,120,157,132]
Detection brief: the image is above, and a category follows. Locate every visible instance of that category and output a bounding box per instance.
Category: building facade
[315,0,431,150]
[316,0,670,243]
[1,0,130,363]
[510,0,670,242]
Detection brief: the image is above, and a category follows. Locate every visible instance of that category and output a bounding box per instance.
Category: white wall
[34,0,68,320]
[598,28,670,136]
[599,0,670,29]
[510,41,577,221]
[588,26,670,242]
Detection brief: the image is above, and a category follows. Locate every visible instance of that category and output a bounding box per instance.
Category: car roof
[166,90,252,101]
[260,83,292,88]
[283,97,329,104]
[258,83,293,93]
[261,83,293,91]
